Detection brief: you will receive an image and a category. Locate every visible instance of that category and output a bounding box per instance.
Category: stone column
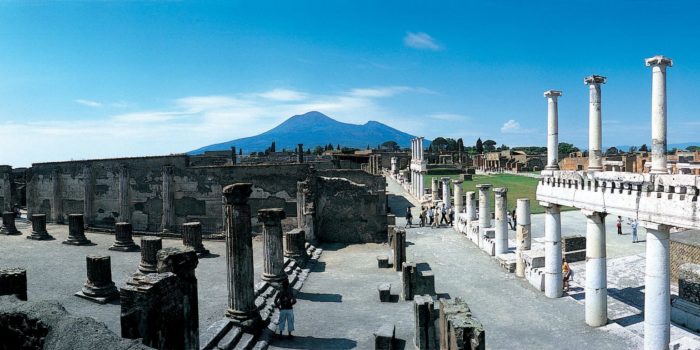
[119,164,131,223]
[515,198,531,278]
[642,222,671,350]
[441,177,452,209]
[51,168,63,224]
[284,228,306,260]
[391,157,397,175]
[0,268,27,301]
[110,222,139,252]
[63,214,91,245]
[76,255,118,303]
[1,172,11,212]
[583,210,607,327]
[584,75,606,172]
[231,146,237,165]
[453,180,464,213]
[494,188,508,255]
[432,178,439,201]
[157,247,199,350]
[544,90,562,170]
[476,184,492,248]
[297,144,304,163]
[182,222,209,257]
[83,165,93,228]
[161,165,175,233]
[258,208,287,286]
[222,183,261,331]
[418,172,424,200]
[393,228,406,272]
[28,214,52,240]
[465,191,476,222]
[646,55,673,175]
[1,211,20,235]
[138,237,162,274]
[543,203,562,298]
[414,295,437,350]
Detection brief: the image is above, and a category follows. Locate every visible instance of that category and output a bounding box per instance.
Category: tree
[639,144,649,152]
[457,138,464,152]
[313,145,324,155]
[686,145,700,152]
[483,140,497,152]
[239,148,242,155]
[558,143,580,157]
[475,138,484,154]
[605,147,619,156]
[431,137,449,152]
[381,141,399,151]
[628,146,638,153]
[498,144,509,151]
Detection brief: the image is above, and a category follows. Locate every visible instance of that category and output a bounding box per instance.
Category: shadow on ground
[271,336,357,349]
[297,291,342,303]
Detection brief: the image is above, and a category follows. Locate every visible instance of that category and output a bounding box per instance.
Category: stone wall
[671,230,700,284]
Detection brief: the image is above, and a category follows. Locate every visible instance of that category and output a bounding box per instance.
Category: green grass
[425,174,573,214]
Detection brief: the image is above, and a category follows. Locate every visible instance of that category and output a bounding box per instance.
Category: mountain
[189,111,420,154]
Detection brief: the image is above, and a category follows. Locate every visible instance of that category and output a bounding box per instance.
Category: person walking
[449,206,455,226]
[405,207,413,228]
[274,279,297,338]
[440,204,449,226]
[511,209,517,230]
[562,258,572,292]
[629,219,639,243]
[616,216,623,235]
[419,207,426,227]
[432,206,439,229]
[428,207,434,226]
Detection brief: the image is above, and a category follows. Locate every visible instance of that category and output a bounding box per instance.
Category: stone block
[483,228,495,239]
[387,214,396,226]
[482,238,495,257]
[496,253,517,273]
[402,262,416,301]
[393,228,406,272]
[679,263,700,304]
[562,235,586,252]
[0,268,27,301]
[415,263,436,296]
[447,313,485,350]
[377,255,390,269]
[374,323,395,350]
[522,248,545,269]
[526,267,545,291]
[439,298,471,350]
[672,297,700,332]
[378,283,391,302]
[564,250,586,263]
[413,295,437,350]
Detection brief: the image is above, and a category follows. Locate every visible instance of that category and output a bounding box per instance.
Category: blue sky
[1,1,700,167]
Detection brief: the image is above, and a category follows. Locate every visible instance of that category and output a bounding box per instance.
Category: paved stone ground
[0,222,257,334]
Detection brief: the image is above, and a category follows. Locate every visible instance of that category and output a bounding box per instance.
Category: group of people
[616,216,640,243]
[405,203,455,228]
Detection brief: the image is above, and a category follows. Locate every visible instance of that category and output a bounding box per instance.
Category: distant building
[474,150,546,172]
[558,150,700,174]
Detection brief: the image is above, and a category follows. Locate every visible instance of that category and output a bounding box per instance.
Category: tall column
[297,144,304,163]
[51,168,63,224]
[494,188,508,255]
[544,90,562,170]
[642,222,671,350]
[391,157,397,175]
[119,164,131,223]
[222,183,261,331]
[515,198,531,278]
[465,192,476,222]
[543,202,562,298]
[161,166,175,233]
[453,180,463,213]
[83,165,93,228]
[432,178,439,201]
[231,146,237,165]
[584,75,606,172]
[646,55,673,174]
[441,177,451,209]
[258,208,287,286]
[1,172,11,212]
[583,210,607,327]
[418,173,424,199]
[476,184,492,248]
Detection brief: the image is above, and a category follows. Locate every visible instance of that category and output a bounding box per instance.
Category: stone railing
[536,170,700,229]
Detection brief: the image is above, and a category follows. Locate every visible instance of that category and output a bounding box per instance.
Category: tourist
[419,207,426,227]
[432,207,439,229]
[507,212,514,230]
[562,258,572,292]
[616,216,622,235]
[428,206,434,225]
[629,219,639,243]
[511,209,517,230]
[449,206,454,226]
[405,207,413,228]
[439,204,449,226]
[274,278,297,338]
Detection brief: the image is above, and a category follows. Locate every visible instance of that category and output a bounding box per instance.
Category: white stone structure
[494,188,508,255]
[432,178,439,202]
[585,75,606,172]
[442,177,452,209]
[453,180,464,213]
[536,55,684,350]
[391,157,398,176]
[515,198,531,278]
[544,90,562,170]
[476,184,492,248]
[410,137,427,201]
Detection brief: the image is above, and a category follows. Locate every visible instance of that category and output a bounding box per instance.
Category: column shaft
[646,56,672,174]
[83,165,93,227]
[585,76,606,171]
[52,168,63,223]
[544,204,562,298]
[162,166,174,232]
[545,91,561,169]
[453,181,463,213]
[644,225,670,350]
[584,211,607,327]
[259,208,287,285]
[494,188,508,255]
[477,185,492,248]
[515,199,531,278]
[442,178,451,209]
[119,165,131,223]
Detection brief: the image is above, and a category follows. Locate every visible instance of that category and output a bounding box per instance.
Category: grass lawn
[425,173,573,214]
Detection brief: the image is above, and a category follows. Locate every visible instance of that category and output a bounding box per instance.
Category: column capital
[257,208,286,224]
[476,184,493,190]
[584,75,607,85]
[493,187,508,195]
[645,55,673,68]
[544,90,562,99]
[452,179,463,185]
[441,177,451,183]
[223,183,253,205]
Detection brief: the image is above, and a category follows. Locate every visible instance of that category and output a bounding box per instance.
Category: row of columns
[410,137,426,200]
[540,55,673,350]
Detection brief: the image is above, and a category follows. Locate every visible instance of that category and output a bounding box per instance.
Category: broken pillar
[0,268,27,301]
[378,283,391,302]
[515,199,531,278]
[402,262,416,301]
[138,237,162,274]
[284,228,306,261]
[27,214,52,240]
[1,211,20,235]
[109,222,140,252]
[75,255,119,304]
[121,272,185,350]
[393,228,406,272]
[297,144,304,163]
[414,295,437,350]
[493,188,508,255]
[453,180,464,213]
[432,178,439,201]
[158,247,199,350]
[63,214,92,246]
[442,177,452,209]
[222,183,261,331]
[182,222,209,257]
[258,208,287,287]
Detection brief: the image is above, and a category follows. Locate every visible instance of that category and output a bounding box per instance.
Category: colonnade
[410,137,427,200]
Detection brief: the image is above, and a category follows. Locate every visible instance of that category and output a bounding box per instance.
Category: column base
[544,165,560,170]
[262,273,288,287]
[62,237,93,246]
[76,284,119,304]
[27,232,54,240]
[225,309,263,333]
[0,227,21,235]
[587,166,603,172]
[109,242,140,252]
[137,263,158,275]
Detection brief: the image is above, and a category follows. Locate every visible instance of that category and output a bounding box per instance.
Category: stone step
[200,318,233,350]
[216,325,242,350]
[233,332,255,350]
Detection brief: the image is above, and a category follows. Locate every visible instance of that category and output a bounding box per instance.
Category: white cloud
[428,113,469,121]
[500,119,535,134]
[404,32,442,51]
[258,88,307,101]
[75,99,102,107]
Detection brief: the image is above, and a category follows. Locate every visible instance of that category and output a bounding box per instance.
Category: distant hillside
[189,111,420,154]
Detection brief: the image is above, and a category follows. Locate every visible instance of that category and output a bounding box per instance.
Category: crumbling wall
[314,176,387,243]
